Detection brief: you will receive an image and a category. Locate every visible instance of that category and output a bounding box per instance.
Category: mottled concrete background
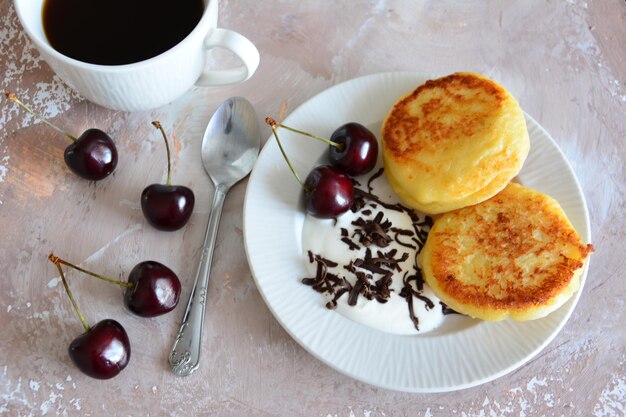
[0,0,624,416]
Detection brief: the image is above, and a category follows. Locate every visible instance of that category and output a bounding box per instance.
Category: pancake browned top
[419,183,594,321]
[381,72,529,214]
[383,73,507,160]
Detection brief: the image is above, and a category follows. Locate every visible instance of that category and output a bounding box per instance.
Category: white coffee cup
[13,0,260,111]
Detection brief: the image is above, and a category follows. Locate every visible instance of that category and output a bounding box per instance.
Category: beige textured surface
[0,0,624,416]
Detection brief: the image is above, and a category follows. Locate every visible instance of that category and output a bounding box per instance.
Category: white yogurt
[301,169,445,335]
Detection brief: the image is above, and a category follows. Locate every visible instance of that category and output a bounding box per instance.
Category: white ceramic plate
[243,72,591,393]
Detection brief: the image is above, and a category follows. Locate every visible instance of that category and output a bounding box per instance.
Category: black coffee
[43,0,204,65]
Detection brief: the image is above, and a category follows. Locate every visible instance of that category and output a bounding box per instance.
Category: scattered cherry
[6,92,117,180]
[267,119,354,218]
[49,254,181,317]
[303,165,354,218]
[49,255,130,379]
[329,122,378,176]
[124,261,181,317]
[265,117,378,176]
[68,319,131,380]
[64,129,118,180]
[141,121,195,231]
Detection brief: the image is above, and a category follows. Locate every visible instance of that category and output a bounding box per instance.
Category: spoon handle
[168,184,228,376]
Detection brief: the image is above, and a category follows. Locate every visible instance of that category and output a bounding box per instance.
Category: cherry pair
[266,117,378,218]
[6,93,194,231]
[49,254,181,379]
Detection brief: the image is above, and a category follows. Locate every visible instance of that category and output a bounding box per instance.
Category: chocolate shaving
[399,267,436,331]
[355,270,372,289]
[371,249,409,271]
[350,193,367,212]
[391,227,417,249]
[374,273,393,302]
[403,292,420,330]
[416,229,429,247]
[341,237,360,251]
[326,289,348,309]
[353,247,405,275]
[302,253,342,295]
[353,260,388,275]
[354,188,403,211]
[301,277,317,286]
[367,167,385,193]
[306,252,338,268]
[416,216,434,228]
[348,280,364,306]
[354,187,422,216]
[440,302,461,315]
[415,293,435,309]
[351,211,393,247]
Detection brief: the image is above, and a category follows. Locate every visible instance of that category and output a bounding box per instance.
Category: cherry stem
[48,254,133,289]
[5,92,77,142]
[267,120,303,187]
[50,255,90,333]
[265,116,343,150]
[152,121,172,186]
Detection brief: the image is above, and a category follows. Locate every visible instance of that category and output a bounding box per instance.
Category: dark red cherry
[329,122,378,176]
[49,253,180,319]
[141,184,195,231]
[64,128,118,180]
[6,93,117,181]
[124,261,181,317]
[303,165,354,218]
[142,121,195,231]
[50,255,129,379]
[68,319,130,380]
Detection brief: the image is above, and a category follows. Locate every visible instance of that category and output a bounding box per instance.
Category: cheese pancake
[418,183,594,321]
[382,72,529,214]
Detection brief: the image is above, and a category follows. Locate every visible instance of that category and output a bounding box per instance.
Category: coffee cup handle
[195,28,260,86]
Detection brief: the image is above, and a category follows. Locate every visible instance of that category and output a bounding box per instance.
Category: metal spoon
[168,97,260,376]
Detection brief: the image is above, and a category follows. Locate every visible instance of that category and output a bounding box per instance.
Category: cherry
[49,255,130,379]
[124,261,181,317]
[265,117,378,176]
[266,119,354,218]
[68,319,130,380]
[49,254,181,317]
[141,184,194,231]
[141,122,195,231]
[328,122,378,176]
[6,92,117,180]
[303,165,354,218]
[64,129,118,180]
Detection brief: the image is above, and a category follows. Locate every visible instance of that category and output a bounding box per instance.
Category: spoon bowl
[169,97,260,376]
[202,98,261,186]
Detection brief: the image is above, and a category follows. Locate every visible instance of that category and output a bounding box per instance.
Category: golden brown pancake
[382,72,530,214]
[418,183,594,321]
